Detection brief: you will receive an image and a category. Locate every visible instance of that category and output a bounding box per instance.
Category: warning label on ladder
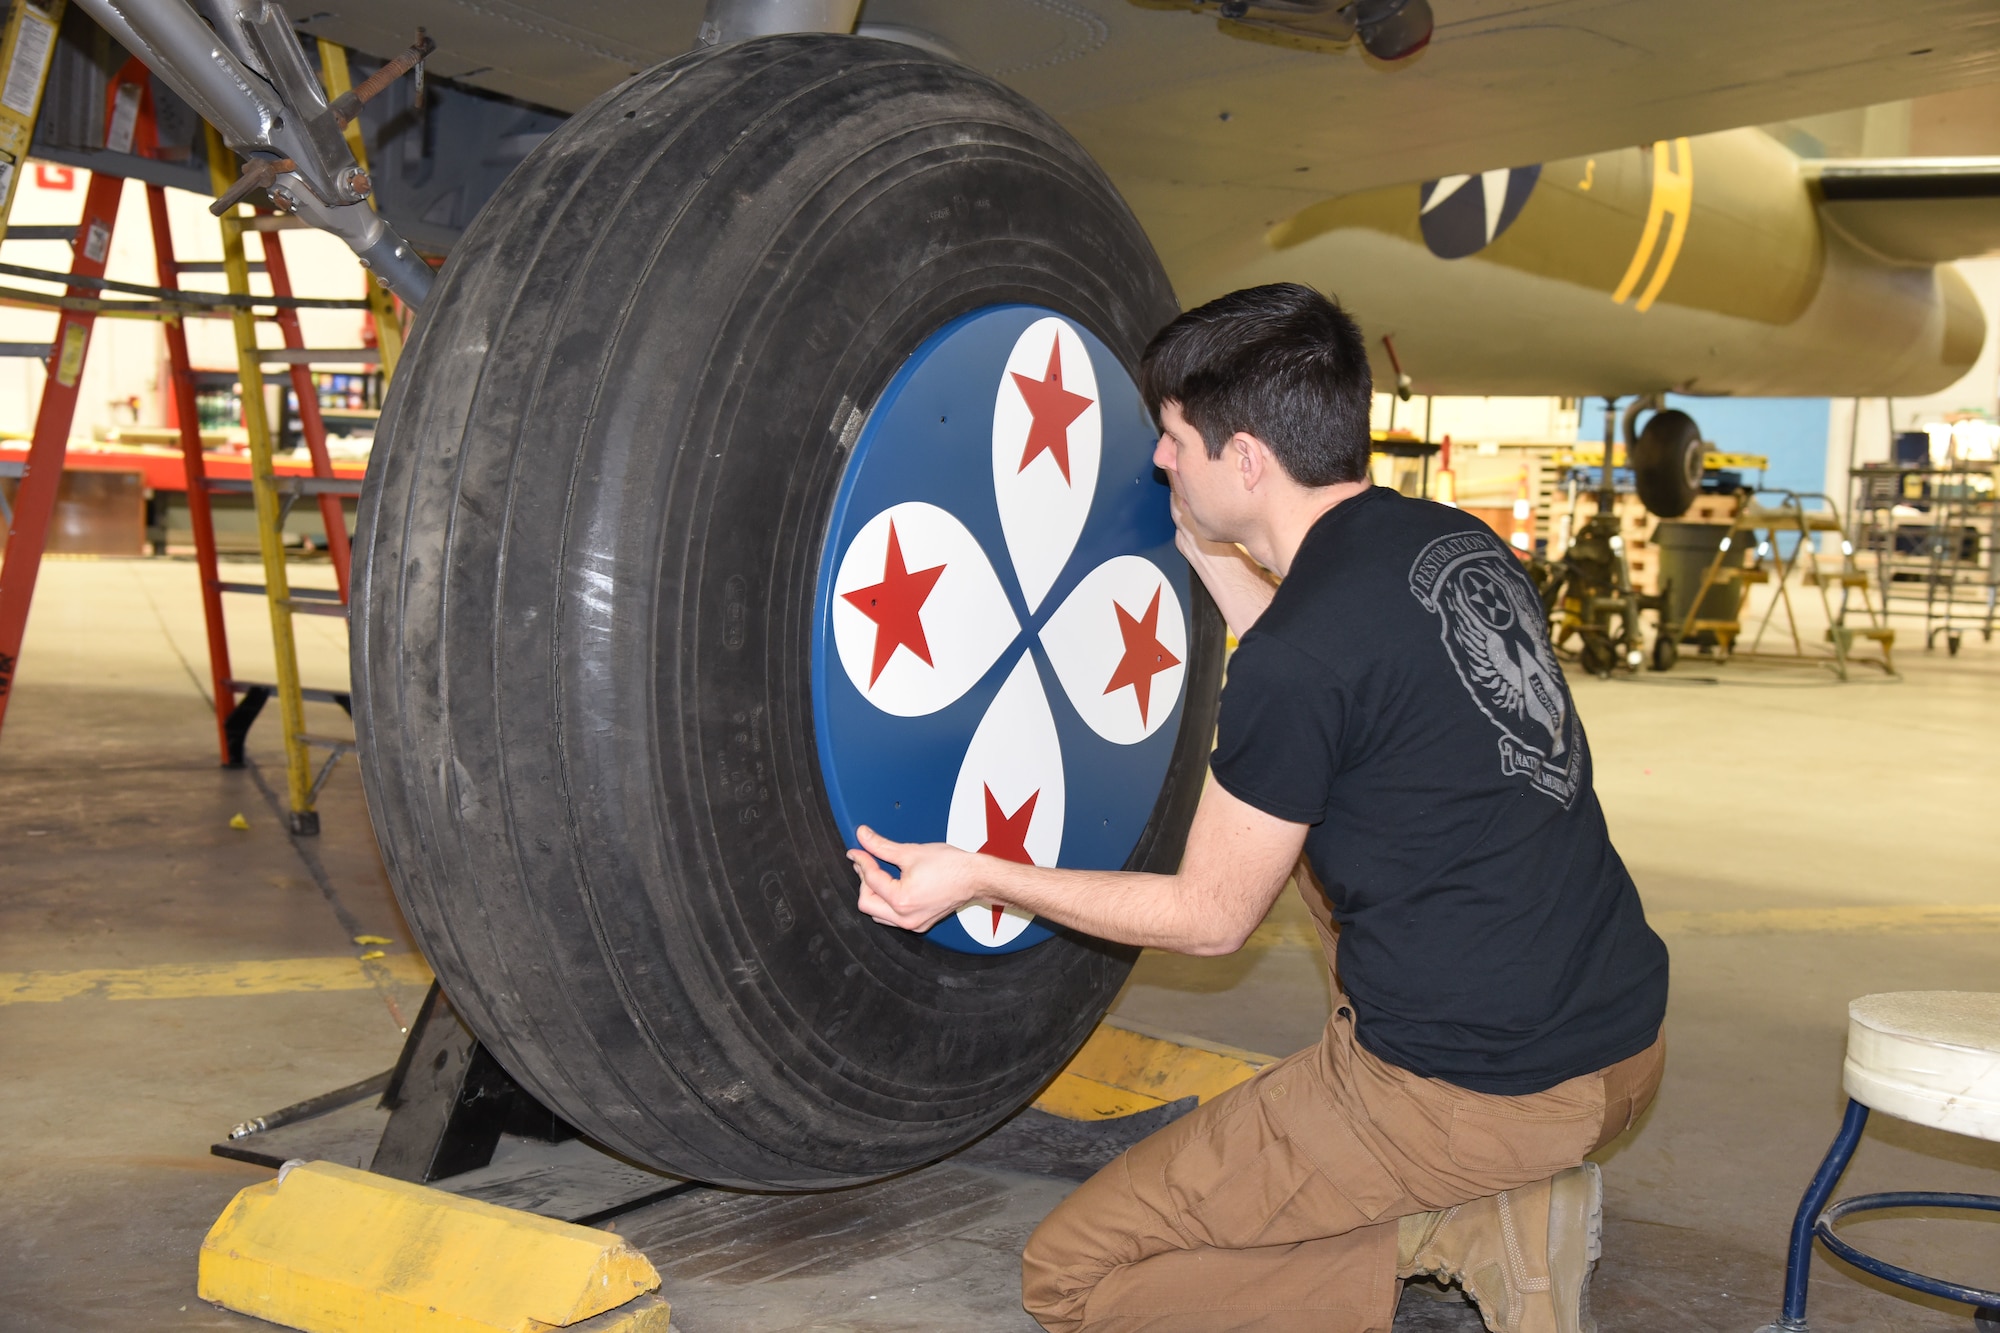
[0,10,55,118]
[106,82,141,156]
[54,324,86,386]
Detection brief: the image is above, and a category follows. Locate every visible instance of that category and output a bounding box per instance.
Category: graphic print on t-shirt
[1408,531,1581,805]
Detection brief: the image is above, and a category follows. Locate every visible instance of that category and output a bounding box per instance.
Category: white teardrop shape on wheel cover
[1040,554,1188,745]
[946,650,1065,947]
[993,316,1101,614]
[831,501,1020,717]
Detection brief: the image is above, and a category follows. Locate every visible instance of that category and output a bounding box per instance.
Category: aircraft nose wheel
[352,35,1222,1189]
[1579,634,1616,677]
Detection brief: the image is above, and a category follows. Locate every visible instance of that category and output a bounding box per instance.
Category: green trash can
[1655,520,1749,644]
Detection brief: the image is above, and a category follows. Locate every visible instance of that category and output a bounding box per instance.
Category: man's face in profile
[1153,401,1237,543]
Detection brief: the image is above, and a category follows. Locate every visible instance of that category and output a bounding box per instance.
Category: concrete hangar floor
[0,556,1994,1332]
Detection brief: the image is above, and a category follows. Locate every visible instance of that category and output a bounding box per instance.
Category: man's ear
[1230,432,1270,491]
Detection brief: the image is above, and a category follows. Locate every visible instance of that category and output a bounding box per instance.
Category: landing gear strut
[1530,397,1668,677]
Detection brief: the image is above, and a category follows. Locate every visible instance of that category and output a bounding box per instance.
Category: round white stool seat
[1843,991,2000,1142]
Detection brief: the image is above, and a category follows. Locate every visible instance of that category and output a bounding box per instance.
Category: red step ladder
[0,47,391,836]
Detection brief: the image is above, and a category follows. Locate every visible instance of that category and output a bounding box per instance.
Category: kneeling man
[850,283,1668,1333]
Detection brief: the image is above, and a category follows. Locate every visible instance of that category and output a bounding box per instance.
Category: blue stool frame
[1767,1099,2000,1331]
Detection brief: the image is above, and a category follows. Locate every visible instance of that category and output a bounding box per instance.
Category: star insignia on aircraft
[1418,165,1541,259]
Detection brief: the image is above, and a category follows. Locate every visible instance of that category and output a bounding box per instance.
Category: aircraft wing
[293,0,2000,197]
[1811,158,2000,263]
[288,0,2000,288]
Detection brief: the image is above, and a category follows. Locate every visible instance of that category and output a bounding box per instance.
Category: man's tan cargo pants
[1022,886,1665,1332]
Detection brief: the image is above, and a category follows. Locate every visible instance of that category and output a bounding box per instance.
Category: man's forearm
[976,859,1250,955]
[850,779,1305,956]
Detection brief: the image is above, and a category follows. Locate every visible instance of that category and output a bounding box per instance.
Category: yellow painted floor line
[14,904,1986,1006]
[1649,905,2000,936]
[1245,904,2000,951]
[1,953,433,1005]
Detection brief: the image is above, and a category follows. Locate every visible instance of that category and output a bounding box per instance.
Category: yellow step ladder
[203,39,408,834]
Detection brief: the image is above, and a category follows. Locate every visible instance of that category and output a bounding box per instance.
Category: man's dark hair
[1139,283,1373,487]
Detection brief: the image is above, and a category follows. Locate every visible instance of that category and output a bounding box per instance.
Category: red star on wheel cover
[976,785,1039,933]
[840,520,946,686]
[1103,587,1183,726]
[977,785,1039,864]
[1010,339,1093,484]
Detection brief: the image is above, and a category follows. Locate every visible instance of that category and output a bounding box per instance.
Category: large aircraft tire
[1631,408,1705,518]
[351,36,1220,1188]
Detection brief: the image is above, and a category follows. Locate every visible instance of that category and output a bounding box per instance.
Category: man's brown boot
[1396,1163,1603,1333]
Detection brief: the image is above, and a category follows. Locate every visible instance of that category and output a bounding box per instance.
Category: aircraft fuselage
[1172,127,1983,399]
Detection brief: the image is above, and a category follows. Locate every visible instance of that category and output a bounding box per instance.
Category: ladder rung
[3,225,75,241]
[298,733,357,751]
[176,261,266,274]
[286,599,350,617]
[204,476,363,498]
[258,348,381,366]
[0,460,24,478]
[0,342,50,358]
[216,581,345,604]
[292,477,363,497]
[230,680,351,707]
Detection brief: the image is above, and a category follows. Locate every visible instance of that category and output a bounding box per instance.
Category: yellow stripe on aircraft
[0,953,433,1004]
[1612,137,1694,312]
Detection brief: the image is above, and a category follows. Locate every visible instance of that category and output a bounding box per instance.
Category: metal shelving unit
[1849,461,1999,653]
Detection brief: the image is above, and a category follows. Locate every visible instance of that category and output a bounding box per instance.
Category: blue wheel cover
[813,305,1191,954]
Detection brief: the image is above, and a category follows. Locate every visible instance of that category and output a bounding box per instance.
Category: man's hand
[1167,480,1231,568]
[1168,483,1278,638]
[850,825,988,932]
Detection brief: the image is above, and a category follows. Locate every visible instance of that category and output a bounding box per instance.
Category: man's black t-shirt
[1210,486,1668,1095]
